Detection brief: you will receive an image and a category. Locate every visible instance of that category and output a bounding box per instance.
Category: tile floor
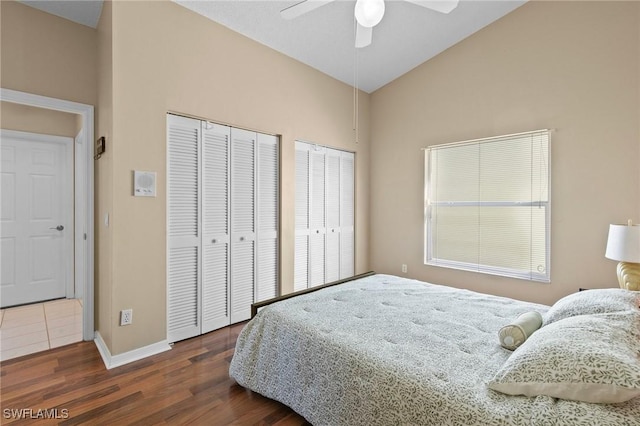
[0,299,83,362]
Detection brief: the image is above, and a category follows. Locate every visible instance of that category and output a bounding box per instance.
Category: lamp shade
[605,223,640,263]
[355,0,385,28]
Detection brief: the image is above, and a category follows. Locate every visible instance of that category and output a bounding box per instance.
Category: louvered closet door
[201,123,231,333]
[167,115,201,343]
[256,133,278,302]
[309,148,326,287]
[230,128,256,323]
[340,151,355,278]
[294,145,310,292]
[295,142,355,289]
[325,150,341,282]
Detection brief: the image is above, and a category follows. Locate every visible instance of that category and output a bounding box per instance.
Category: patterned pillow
[543,288,640,326]
[488,311,640,403]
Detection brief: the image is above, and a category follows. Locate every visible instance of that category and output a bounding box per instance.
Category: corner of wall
[94,331,171,369]
[637,2,640,217]
[96,0,114,353]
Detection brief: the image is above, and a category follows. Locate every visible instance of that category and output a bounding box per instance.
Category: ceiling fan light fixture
[354,0,385,28]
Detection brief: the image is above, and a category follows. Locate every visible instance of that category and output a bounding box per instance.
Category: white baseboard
[94,331,172,369]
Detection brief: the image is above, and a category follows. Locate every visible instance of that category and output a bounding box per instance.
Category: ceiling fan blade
[404,0,459,14]
[355,23,372,48]
[281,0,336,20]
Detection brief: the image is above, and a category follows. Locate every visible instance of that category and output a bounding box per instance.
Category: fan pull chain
[353,18,359,144]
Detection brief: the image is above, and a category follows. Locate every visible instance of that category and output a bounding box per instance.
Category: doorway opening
[0,88,95,348]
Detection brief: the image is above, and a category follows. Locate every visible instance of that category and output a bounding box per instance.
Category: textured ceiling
[175,1,527,93]
[18,0,527,93]
[19,0,103,28]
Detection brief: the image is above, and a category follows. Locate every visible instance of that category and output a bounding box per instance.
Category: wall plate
[133,171,156,197]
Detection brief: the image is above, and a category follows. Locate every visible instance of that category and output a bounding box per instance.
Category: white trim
[426,257,550,283]
[1,88,95,341]
[62,137,74,299]
[74,130,85,300]
[421,129,552,150]
[424,129,551,283]
[94,331,172,370]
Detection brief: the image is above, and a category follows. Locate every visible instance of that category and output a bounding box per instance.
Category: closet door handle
[239,236,245,241]
[212,239,217,244]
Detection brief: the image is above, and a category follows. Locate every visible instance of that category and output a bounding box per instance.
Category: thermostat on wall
[133,171,156,197]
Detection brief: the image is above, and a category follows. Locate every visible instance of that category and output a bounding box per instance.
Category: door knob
[50,225,64,231]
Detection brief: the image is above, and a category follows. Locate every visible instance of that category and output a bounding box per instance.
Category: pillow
[498,311,543,350]
[543,288,640,326]
[488,311,640,403]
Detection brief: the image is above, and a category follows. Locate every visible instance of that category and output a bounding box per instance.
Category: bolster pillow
[498,311,543,351]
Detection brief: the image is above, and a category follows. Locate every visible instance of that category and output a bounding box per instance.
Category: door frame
[1,88,95,341]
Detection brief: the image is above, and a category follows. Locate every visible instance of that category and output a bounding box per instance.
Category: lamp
[355,0,385,28]
[605,219,640,291]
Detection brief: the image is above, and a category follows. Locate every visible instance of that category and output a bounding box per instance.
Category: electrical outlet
[402,264,407,273]
[120,309,133,326]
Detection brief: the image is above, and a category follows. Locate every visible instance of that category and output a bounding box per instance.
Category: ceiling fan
[281,0,459,48]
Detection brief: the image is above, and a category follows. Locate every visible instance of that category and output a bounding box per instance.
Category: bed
[229,273,640,425]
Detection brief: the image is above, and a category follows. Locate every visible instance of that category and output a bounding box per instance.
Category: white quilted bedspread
[229,274,640,425]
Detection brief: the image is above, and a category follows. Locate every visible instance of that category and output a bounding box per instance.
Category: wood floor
[0,322,309,425]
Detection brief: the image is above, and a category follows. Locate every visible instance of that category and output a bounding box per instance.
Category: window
[425,130,550,282]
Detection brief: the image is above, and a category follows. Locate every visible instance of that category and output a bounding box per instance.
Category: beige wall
[370,1,640,305]
[1,0,370,356]
[0,1,97,106]
[6,0,636,357]
[1,102,78,137]
[96,0,114,353]
[1,1,99,325]
[105,1,370,354]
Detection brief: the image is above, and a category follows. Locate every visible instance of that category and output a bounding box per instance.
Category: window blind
[425,130,550,282]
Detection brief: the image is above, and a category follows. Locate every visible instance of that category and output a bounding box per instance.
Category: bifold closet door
[256,133,278,302]
[229,128,256,323]
[167,115,201,343]
[325,150,341,282]
[308,148,326,288]
[294,146,309,292]
[169,114,279,341]
[201,123,231,334]
[339,151,355,278]
[294,142,355,290]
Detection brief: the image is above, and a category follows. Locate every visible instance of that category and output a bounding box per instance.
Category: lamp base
[616,261,640,291]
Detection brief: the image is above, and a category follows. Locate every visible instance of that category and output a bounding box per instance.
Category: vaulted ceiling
[18,0,527,93]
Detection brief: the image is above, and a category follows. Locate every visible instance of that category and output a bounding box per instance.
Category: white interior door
[294,145,310,292]
[1,130,73,308]
[166,115,201,343]
[309,148,326,287]
[340,151,355,278]
[229,128,256,323]
[295,142,355,288]
[167,114,280,342]
[255,133,278,302]
[201,122,231,333]
[325,150,341,282]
